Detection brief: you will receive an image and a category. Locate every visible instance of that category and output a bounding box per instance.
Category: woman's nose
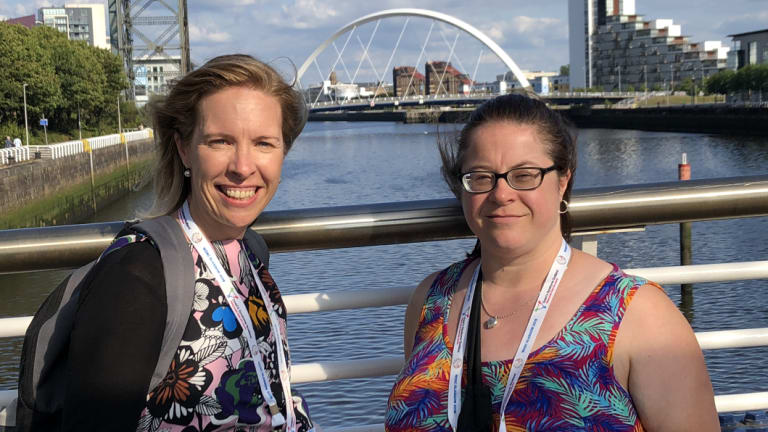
[230,144,256,179]
[489,176,518,203]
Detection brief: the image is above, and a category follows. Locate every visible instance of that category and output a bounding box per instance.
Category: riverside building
[37,4,109,49]
[569,0,729,91]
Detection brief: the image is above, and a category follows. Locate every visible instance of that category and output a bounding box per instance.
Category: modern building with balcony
[38,4,109,49]
[570,0,729,91]
[727,29,768,70]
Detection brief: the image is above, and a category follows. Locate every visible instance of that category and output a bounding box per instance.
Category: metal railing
[0,175,767,428]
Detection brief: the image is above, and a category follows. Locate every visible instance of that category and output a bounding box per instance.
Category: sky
[2,0,767,85]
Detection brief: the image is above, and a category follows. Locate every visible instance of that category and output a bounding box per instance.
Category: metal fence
[0,175,767,429]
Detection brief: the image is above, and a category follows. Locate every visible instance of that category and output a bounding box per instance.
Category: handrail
[1,175,767,274]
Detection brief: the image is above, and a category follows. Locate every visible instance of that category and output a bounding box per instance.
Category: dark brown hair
[148,54,307,216]
[440,93,577,242]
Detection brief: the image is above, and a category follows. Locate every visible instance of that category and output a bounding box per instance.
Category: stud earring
[183,168,191,178]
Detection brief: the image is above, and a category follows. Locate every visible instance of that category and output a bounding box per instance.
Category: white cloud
[189,24,232,43]
[509,16,562,36]
[275,0,338,29]
[480,23,506,44]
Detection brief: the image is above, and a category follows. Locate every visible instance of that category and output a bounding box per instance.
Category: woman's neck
[479,232,564,294]
[178,200,246,242]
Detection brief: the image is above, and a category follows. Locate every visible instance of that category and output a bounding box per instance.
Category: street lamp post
[22,83,29,146]
[617,66,622,93]
[117,95,122,134]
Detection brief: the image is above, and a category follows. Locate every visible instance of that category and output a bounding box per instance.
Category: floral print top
[386,257,652,432]
[125,236,313,432]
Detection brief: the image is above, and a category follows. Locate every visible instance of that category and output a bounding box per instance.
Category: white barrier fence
[0,260,767,428]
[1,130,153,165]
[0,146,31,164]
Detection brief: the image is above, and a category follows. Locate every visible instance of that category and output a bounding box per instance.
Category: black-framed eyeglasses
[460,165,558,193]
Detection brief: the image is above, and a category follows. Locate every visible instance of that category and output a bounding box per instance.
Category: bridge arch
[296,8,531,89]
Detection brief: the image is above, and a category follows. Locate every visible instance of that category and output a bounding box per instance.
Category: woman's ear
[174,132,190,168]
[559,170,572,199]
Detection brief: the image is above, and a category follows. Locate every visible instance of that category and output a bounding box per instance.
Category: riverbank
[0,138,155,229]
[308,105,768,135]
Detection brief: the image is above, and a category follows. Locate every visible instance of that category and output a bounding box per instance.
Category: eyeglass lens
[463,168,543,192]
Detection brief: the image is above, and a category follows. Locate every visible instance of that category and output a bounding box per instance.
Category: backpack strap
[132,215,196,391]
[24,262,94,406]
[243,227,270,269]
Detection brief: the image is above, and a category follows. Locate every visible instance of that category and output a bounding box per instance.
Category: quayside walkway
[0,175,767,431]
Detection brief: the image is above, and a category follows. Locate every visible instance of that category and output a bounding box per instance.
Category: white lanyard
[178,202,295,431]
[447,240,571,432]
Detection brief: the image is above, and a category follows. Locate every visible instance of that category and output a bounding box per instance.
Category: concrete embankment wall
[309,106,768,135]
[0,138,156,228]
[562,106,768,135]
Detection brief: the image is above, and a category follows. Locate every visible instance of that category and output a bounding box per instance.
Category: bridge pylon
[109,0,191,102]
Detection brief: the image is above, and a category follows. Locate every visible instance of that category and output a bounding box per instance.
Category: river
[1,121,767,428]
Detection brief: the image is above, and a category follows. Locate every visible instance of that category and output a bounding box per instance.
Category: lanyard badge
[447,240,571,432]
[178,202,296,431]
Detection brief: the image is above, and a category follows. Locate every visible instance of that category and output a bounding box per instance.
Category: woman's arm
[618,284,719,431]
[403,272,438,360]
[62,242,167,431]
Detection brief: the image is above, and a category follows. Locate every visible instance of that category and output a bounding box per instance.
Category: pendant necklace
[480,284,538,330]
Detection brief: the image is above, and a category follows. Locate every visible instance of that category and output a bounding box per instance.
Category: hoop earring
[559,199,569,214]
[183,168,191,178]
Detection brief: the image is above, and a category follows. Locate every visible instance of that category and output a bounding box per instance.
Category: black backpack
[14,215,269,431]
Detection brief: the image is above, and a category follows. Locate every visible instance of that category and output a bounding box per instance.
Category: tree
[704,69,734,95]
[0,24,61,125]
[0,23,131,137]
[559,65,570,76]
[677,77,695,96]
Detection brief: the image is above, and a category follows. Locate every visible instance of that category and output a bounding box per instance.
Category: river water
[1,121,767,428]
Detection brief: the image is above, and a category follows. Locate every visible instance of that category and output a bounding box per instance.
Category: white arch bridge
[295,8,533,110]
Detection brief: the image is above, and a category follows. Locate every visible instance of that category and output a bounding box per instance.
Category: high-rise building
[569,0,635,89]
[38,4,109,49]
[569,0,728,91]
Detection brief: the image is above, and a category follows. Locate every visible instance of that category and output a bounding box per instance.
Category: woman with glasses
[385,94,718,431]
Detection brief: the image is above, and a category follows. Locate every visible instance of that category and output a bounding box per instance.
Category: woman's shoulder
[81,240,165,305]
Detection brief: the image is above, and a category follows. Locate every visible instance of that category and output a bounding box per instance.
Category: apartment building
[38,4,109,49]
[570,1,728,91]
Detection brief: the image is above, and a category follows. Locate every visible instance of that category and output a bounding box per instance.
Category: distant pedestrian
[13,137,22,147]
[4,136,12,148]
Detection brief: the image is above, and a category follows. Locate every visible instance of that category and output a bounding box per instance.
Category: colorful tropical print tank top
[107,234,314,432]
[386,257,653,432]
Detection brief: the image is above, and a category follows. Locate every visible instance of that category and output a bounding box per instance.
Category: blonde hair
[147,54,307,216]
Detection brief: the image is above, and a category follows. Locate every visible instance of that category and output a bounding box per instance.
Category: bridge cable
[434,30,460,97]
[402,20,435,101]
[351,20,381,85]
[373,18,411,104]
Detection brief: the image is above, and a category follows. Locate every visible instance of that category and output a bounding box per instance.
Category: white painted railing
[11,130,153,162]
[0,146,31,165]
[1,260,767,427]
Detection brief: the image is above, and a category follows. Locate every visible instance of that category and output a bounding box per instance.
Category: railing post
[679,153,693,321]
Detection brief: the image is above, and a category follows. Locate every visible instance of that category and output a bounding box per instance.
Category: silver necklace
[480,282,538,329]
